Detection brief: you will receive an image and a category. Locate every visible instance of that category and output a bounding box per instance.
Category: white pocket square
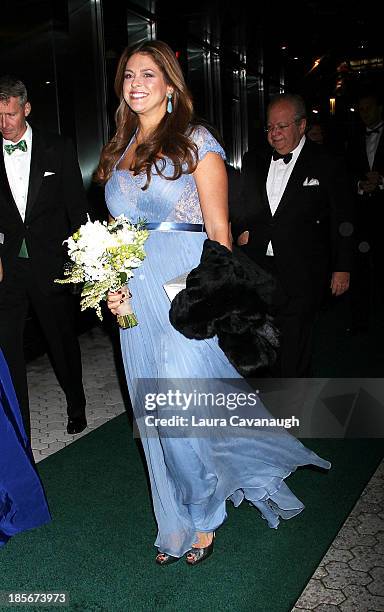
[303,177,319,186]
[0,232,4,244]
[44,171,55,177]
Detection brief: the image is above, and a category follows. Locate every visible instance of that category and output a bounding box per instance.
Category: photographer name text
[144,415,300,429]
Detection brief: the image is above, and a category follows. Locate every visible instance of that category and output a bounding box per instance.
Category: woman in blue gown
[0,346,51,547]
[96,40,330,565]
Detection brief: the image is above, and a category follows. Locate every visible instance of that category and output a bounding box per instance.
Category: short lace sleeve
[189,125,226,162]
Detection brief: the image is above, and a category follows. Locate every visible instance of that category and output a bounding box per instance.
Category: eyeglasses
[265,121,298,134]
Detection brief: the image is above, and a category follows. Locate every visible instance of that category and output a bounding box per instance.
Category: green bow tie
[4,140,27,155]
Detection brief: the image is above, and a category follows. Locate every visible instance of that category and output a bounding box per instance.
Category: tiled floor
[292,461,384,612]
[29,325,126,463]
[28,325,384,611]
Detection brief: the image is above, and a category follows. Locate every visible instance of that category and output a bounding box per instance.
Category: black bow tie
[366,123,383,136]
[272,151,292,164]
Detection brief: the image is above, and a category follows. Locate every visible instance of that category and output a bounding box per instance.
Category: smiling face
[267,100,306,155]
[123,52,172,123]
[0,96,30,142]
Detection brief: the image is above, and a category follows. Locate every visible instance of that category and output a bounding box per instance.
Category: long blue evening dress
[0,349,51,546]
[105,126,330,557]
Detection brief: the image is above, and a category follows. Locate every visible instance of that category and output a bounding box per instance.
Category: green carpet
[1,415,383,612]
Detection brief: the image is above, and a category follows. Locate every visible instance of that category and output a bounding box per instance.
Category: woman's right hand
[107,288,128,316]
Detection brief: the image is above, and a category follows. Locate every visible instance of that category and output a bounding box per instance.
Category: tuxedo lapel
[356,130,384,172]
[25,129,44,220]
[272,143,313,220]
[373,131,384,170]
[260,157,271,217]
[262,179,271,217]
[361,132,370,171]
[0,139,25,220]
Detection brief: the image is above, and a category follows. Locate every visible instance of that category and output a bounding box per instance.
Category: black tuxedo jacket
[346,128,384,230]
[0,127,88,293]
[231,139,354,298]
[347,127,384,182]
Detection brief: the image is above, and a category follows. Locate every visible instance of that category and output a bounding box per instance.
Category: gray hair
[267,93,307,122]
[0,75,28,106]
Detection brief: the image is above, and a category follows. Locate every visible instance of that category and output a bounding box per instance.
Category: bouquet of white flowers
[55,215,149,328]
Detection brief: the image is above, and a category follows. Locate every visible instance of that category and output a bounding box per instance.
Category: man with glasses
[232,93,353,377]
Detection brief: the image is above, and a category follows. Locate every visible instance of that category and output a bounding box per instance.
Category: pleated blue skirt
[119,230,330,557]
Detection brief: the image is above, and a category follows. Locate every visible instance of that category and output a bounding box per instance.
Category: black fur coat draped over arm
[169,239,281,377]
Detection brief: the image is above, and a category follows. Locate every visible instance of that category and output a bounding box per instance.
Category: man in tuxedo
[346,91,384,333]
[0,75,88,436]
[231,93,353,377]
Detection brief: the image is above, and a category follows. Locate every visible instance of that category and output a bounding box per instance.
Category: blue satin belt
[146,222,205,232]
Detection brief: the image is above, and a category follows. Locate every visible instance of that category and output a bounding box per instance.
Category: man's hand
[331,271,350,296]
[237,230,249,246]
[360,171,383,194]
[366,171,381,187]
[359,179,377,193]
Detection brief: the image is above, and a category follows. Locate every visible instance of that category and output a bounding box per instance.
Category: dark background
[1,1,382,168]
[0,0,383,365]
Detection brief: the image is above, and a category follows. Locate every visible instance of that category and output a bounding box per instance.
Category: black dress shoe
[67,417,87,434]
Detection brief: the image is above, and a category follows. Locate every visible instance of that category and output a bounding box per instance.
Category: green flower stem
[117,313,138,329]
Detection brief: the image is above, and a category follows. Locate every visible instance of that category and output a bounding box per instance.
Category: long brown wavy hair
[94,40,198,189]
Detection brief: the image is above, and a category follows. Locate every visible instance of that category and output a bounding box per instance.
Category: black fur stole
[169,240,280,377]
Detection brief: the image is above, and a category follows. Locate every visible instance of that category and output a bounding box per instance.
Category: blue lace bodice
[105,125,225,224]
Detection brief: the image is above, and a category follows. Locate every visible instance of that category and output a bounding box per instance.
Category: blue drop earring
[167,92,173,114]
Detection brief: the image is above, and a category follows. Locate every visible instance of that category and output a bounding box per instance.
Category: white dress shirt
[357,122,384,194]
[3,123,32,222]
[266,135,306,255]
[366,121,383,170]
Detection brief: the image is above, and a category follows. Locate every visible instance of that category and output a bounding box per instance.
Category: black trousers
[273,295,317,377]
[260,256,320,378]
[0,259,86,437]
[349,207,384,328]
